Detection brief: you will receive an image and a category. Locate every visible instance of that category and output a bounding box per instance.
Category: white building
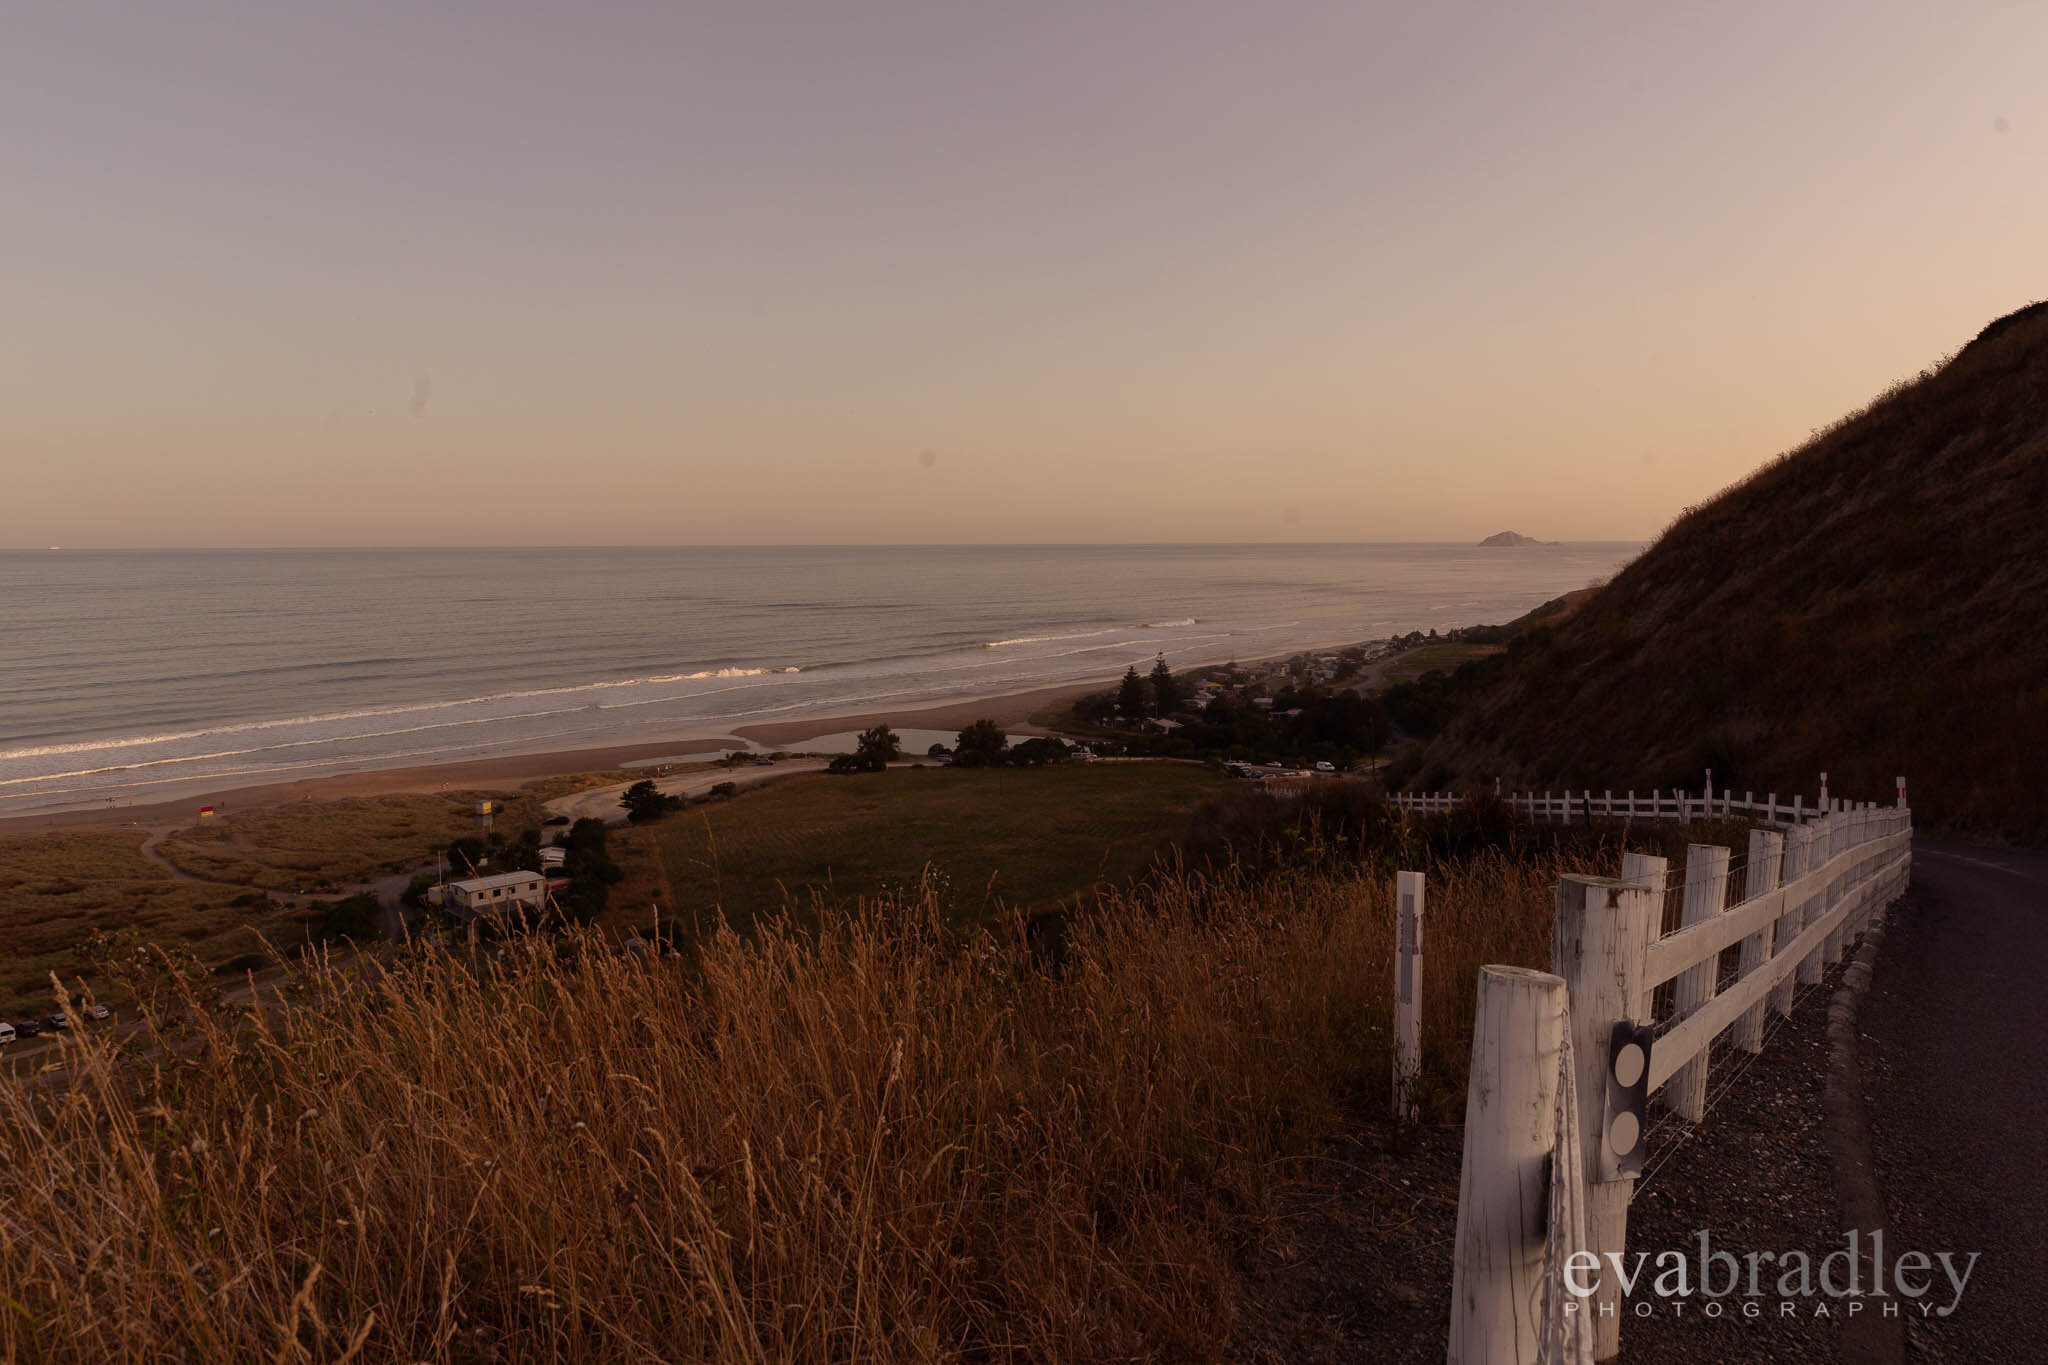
[444,871,548,920]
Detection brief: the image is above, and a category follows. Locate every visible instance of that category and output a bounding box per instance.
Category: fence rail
[1438,778,1912,1363]
[1392,776,1900,827]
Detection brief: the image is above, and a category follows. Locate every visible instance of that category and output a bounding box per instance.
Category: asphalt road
[1861,841,2048,1360]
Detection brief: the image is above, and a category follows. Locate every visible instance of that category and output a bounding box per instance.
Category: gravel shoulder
[1233,969,1854,1363]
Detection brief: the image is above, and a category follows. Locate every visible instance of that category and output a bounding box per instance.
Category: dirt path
[136,826,202,882]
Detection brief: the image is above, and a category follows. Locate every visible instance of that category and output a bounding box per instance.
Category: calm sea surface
[0,544,1639,814]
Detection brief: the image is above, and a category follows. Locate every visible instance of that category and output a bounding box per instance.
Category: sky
[3,0,2042,548]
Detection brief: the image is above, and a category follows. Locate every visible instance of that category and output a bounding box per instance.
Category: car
[44,1015,71,1032]
[14,1020,43,1039]
[543,814,571,827]
[82,1002,110,1021]
[0,1022,15,1046]
[1315,761,1337,773]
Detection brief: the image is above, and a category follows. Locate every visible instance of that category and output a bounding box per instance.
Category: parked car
[543,814,571,827]
[1315,761,1337,773]
[43,1015,70,1032]
[82,1002,110,1021]
[14,1020,43,1039]
[0,1022,15,1046]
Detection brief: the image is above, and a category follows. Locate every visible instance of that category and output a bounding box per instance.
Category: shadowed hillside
[1399,301,2048,841]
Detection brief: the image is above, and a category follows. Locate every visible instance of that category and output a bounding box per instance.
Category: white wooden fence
[1437,783,1913,1363]
[1392,769,1899,827]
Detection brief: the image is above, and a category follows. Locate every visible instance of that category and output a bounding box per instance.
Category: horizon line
[3,537,1653,553]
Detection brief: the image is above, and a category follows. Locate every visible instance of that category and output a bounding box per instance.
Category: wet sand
[0,737,744,835]
[0,682,1100,836]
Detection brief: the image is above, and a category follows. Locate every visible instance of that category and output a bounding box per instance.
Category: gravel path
[542,757,831,825]
[1861,842,2048,1361]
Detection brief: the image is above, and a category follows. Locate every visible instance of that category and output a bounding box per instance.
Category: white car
[1315,761,1337,773]
[82,1003,111,1022]
[0,1021,15,1046]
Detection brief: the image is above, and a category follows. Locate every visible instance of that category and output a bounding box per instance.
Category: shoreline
[0,681,1107,836]
[0,623,1410,837]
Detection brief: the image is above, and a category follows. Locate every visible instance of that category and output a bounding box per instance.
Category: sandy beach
[0,681,1103,837]
[730,681,1090,747]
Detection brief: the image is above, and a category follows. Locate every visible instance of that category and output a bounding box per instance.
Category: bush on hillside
[620,780,685,823]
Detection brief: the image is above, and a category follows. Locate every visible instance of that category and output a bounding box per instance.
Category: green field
[1374,642,1504,689]
[613,761,1227,933]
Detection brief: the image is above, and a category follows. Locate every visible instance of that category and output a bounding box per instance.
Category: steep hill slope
[1402,302,2048,840]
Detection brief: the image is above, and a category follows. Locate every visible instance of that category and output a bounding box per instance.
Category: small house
[444,871,548,921]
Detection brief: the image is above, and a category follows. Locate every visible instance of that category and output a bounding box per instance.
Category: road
[543,757,831,826]
[1862,841,2048,1360]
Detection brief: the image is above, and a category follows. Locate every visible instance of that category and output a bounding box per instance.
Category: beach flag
[199,806,215,819]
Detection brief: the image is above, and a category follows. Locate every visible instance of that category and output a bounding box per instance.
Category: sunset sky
[4,0,2042,547]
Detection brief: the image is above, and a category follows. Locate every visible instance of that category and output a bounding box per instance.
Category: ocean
[0,543,1639,815]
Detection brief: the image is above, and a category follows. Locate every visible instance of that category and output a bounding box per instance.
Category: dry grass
[0,829,297,1019]
[155,790,554,891]
[0,826,1632,1363]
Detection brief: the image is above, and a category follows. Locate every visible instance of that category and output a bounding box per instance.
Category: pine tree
[1149,655,1179,715]
[1117,665,1150,719]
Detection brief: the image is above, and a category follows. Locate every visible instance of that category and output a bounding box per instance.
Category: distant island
[1478,531,1558,547]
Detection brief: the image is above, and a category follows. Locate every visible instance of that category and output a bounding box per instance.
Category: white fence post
[1668,844,1730,1122]
[1772,823,1812,1015]
[1795,817,1829,987]
[1554,872,1657,1361]
[1448,966,1569,1365]
[1822,810,1847,968]
[1441,771,1915,1364]
[1733,829,1784,1052]
[1393,870,1425,1123]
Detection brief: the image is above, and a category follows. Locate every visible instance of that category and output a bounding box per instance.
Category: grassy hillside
[1,826,1596,1362]
[612,762,1226,934]
[1402,302,2048,840]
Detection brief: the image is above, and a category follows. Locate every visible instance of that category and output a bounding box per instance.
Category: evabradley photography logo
[1562,1230,1979,1322]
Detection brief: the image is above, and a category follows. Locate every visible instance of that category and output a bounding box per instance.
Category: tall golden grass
[0,846,1606,1363]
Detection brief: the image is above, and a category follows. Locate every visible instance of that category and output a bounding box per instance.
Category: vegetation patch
[0,830,299,1019]
[0,822,1623,1362]
[611,762,1227,936]
[156,789,552,890]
